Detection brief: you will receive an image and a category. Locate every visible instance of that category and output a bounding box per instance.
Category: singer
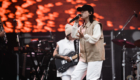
[70,4,105,80]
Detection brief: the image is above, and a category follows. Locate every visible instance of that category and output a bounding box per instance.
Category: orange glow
[21,0,36,8]
[119,25,123,29]
[25,21,32,27]
[1,15,8,21]
[2,1,11,9]
[66,0,72,2]
[6,22,13,28]
[16,20,23,29]
[12,0,17,3]
[59,24,65,28]
[43,8,51,13]
[130,26,135,30]
[55,2,63,6]
[26,13,34,18]
[75,5,83,8]
[138,27,140,30]
[6,10,11,13]
[36,10,43,15]
[21,27,32,32]
[53,12,59,17]
[36,0,42,2]
[67,17,73,23]
[44,26,53,31]
[81,0,87,3]
[107,21,113,27]
[3,25,13,33]
[88,3,96,7]
[21,14,28,20]
[98,16,104,19]
[36,19,45,27]
[76,0,87,3]
[94,13,99,17]
[66,0,76,4]
[38,5,44,10]
[94,13,104,20]
[79,21,83,25]
[15,6,29,16]
[114,28,118,31]
[8,13,14,18]
[70,14,76,18]
[58,28,65,32]
[71,1,76,4]
[44,3,54,7]
[47,21,55,27]
[65,8,76,14]
[31,38,38,42]
[95,18,99,21]
[58,24,65,32]
[48,13,55,20]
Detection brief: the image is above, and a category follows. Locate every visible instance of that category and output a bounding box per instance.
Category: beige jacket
[71,20,105,62]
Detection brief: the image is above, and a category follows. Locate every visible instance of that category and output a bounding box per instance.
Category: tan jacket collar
[83,21,91,28]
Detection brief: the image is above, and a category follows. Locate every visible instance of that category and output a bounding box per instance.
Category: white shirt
[71,22,102,44]
[56,38,76,77]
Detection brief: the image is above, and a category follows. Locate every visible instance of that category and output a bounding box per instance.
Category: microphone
[134,11,138,17]
[69,14,81,23]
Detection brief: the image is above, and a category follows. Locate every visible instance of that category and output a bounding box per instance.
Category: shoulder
[91,20,102,28]
[57,38,65,45]
[91,20,100,25]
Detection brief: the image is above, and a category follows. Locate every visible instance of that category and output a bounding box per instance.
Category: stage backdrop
[0,0,140,33]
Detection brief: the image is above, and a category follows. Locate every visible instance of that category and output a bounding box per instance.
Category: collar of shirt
[83,21,91,28]
[64,37,74,43]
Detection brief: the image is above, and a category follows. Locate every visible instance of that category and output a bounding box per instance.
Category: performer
[53,24,76,80]
[71,4,105,80]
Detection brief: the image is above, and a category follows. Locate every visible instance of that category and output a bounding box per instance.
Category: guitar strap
[74,39,79,60]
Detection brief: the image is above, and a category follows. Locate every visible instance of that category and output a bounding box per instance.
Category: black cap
[77,5,94,14]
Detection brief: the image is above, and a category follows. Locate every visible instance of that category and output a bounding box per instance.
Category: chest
[59,41,75,55]
[80,26,93,35]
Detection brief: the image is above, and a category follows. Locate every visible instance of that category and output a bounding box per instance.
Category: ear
[89,11,92,15]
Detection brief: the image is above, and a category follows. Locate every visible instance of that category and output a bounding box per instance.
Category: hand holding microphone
[69,14,81,23]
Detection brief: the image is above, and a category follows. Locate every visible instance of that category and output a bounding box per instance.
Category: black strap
[74,40,76,52]
[74,39,79,60]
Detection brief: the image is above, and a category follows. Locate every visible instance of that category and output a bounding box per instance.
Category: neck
[68,38,73,40]
[84,17,90,24]
[66,37,72,41]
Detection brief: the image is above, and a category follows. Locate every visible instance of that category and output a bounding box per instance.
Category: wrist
[69,57,72,61]
[63,56,67,60]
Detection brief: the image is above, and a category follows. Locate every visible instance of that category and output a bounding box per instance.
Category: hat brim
[77,7,86,11]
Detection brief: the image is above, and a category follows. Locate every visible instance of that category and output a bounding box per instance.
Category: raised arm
[83,24,102,44]
[71,22,80,39]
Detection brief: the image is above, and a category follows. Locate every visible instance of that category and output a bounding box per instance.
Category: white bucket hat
[65,24,72,36]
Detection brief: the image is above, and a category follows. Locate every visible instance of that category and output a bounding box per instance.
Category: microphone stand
[116,12,137,37]
[114,12,137,80]
[13,19,20,80]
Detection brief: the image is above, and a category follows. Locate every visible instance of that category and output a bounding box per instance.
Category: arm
[53,44,64,59]
[53,44,71,61]
[83,24,102,44]
[71,22,79,39]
